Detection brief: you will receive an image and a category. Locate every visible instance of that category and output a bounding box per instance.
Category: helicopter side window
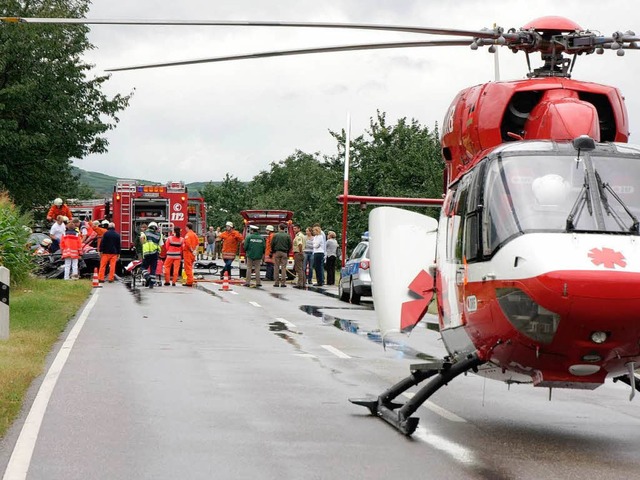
[445,170,482,264]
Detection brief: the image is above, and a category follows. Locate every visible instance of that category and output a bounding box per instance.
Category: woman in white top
[312,226,325,286]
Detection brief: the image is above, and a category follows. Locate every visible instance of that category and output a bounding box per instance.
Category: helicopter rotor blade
[0,16,507,39]
[105,39,472,72]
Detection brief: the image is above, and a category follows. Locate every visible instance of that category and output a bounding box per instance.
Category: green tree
[0,1,131,210]
[246,150,342,231]
[330,111,443,250]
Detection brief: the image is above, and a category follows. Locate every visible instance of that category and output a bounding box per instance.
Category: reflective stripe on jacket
[165,236,184,258]
[142,230,161,255]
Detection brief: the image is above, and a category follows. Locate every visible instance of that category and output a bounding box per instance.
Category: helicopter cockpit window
[483,151,640,255]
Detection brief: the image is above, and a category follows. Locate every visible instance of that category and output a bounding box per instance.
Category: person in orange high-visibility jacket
[164,226,184,286]
[218,221,244,278]
[182,222,199,286]
[263,225,275,281]
[46,198,73,223]
[60,219,82,280]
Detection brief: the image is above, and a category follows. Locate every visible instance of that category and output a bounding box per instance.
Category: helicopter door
[440,170,478,329]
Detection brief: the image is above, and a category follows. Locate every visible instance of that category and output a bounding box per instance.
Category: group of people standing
[136,221,200,288]
[297,223,339,288]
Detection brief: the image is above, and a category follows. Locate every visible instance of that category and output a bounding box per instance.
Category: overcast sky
[74,1,640,183]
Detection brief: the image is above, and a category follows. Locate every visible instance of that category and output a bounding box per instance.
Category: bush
[0,191,34,284]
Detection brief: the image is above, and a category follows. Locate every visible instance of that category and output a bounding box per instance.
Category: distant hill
[72,167,217,197]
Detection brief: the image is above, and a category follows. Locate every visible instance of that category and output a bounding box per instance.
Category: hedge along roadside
[0,191,34,285]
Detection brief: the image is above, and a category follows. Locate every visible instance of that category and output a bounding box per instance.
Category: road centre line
[249,301,261,307]
[402,393,467,423]
[321,345,351,359]
[3,290,101,480]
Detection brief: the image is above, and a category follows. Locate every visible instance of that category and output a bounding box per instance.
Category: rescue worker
[98,222,121,283]
[33,237,53,256]
[60,219,82,280]
[48,215,66,253]
[46,198,73,223]
[92,220,108,250]
[264,225,275,281]
[140,221,162,288]
[271,223,292,287]
[182,222,199,287]
[164,226,184,286]
[243,224,265,288]
[218,221,243,279]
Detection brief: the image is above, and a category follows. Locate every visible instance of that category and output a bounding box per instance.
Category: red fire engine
[68,198,109,221]
[188,197,207,254]
[111,179,206,261]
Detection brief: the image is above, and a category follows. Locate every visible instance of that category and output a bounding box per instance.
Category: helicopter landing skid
[350,353,483,436]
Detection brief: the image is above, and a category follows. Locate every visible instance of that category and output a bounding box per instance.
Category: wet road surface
[1,277,640,479]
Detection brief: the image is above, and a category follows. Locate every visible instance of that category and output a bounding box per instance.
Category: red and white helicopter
[4,13,640,436]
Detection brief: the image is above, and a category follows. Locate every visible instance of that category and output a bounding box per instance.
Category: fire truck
[68,198,110,221]
[188,197,207,254]
[111,179,206,261]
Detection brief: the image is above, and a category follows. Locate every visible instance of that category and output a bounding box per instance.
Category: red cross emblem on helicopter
[588,247,627,269]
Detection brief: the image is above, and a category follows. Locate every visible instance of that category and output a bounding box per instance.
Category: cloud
[73,1,640,184]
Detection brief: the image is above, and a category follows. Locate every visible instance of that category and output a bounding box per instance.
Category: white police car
[338,233,371,304]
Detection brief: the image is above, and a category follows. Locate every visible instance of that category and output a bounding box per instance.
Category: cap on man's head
[249,224,259,230]
[265,225,274,232]
[101,220,109,226]
[225,221,234,228]
[53,198,63,206]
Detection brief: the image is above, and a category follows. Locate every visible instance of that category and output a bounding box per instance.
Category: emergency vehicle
[188,197,207,254]
[238,210,295,279]
[68,198,110,221]
[111,179,206,261]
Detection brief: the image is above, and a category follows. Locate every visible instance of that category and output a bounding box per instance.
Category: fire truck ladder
[116,180,137,248]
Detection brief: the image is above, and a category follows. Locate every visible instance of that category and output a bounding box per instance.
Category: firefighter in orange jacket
[219,221,244,278]
[182,222,199,286]
[46,198,73,223]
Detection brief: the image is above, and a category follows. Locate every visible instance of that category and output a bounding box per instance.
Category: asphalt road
[2,276,640,480]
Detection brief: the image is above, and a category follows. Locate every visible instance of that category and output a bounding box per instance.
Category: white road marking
[227,291,238,295]
[249,301,261,307]
[412,426,481,467]
[321,345,351,359]
[402,393,467,423]
[293,353,317,358]
[275,317,296,329]
[3,290,101,480]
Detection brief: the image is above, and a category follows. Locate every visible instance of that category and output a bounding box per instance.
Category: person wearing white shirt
[312,225,325,286]
[49,215,67,253]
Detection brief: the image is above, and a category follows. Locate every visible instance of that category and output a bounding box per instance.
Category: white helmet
[265,225,274,232]
[41,238,52,246]
[225,221,233,228]
[148,222,158,229]
[53,198,63,206]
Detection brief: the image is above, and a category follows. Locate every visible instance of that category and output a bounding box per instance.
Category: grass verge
[0,277,91,439]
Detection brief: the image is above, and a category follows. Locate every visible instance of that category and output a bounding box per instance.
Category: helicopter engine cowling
[523,90,600,142]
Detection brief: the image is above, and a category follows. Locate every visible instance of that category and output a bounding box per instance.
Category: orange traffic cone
[92,268,101,288]
[219,271,231,291]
